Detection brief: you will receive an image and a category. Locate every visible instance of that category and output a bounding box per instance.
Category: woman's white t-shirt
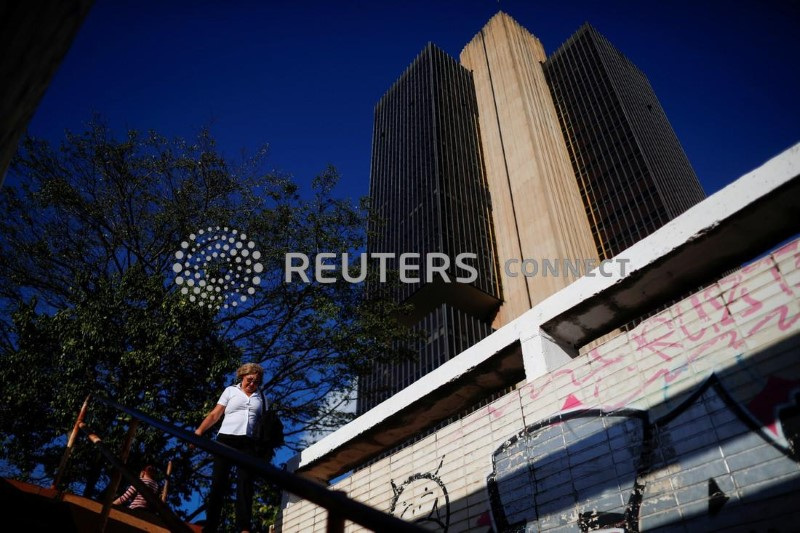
[216,385,265,437]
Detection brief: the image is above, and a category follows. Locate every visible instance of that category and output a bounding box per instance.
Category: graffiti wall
[488,375,800,532]
[280,238,800,532]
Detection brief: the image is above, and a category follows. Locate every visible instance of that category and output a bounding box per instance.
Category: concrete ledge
[296,334,524,480]
[521,329,575,381]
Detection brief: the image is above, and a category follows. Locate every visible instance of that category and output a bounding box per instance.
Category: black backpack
[256,391,285,457]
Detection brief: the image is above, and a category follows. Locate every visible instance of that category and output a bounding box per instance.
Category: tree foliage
[0,121,415,509]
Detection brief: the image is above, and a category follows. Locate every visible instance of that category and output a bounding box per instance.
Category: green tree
[0,121,415,511]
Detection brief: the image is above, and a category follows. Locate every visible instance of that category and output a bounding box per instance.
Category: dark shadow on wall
[381,333,800,532]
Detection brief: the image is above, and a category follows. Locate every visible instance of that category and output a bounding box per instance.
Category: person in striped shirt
[113,465,159,510]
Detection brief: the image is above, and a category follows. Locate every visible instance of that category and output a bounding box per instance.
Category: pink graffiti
[770,238,799,264]
[524,238,800,430]
[487,404,506,419]
[747,376,800,437]
[527,349,617,402]
[476,510,492,527]
[561,394,583,410]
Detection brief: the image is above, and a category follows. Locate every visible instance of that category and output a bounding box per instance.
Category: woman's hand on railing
[188,429,203,450]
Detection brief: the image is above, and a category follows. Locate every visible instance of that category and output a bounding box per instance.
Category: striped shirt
[116,477,159,510]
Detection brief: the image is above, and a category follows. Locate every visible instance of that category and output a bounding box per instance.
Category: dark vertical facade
[357,44,501,414]
[544,24,706,259]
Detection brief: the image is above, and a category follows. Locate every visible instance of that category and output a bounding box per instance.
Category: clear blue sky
[27,0,800,201]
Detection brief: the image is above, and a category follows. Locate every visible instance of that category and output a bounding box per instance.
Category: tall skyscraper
[358,14,706,414]
[460,13,600,328]
[356,44,501,414]
[544,24,706,259]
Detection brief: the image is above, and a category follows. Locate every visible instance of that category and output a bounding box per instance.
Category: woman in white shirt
[194,362,266,533]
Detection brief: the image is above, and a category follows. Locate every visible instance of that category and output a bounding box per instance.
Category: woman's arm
[113,485,137,505]
[194,404,226,437]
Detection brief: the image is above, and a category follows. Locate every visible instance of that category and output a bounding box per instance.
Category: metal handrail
[93,396,426,533]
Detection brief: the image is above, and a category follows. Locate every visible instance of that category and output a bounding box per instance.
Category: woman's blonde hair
[236,362,264,383]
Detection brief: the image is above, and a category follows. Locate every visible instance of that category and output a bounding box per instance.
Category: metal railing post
[327,513,345,533]
[327,493,345,533]
[98,419,139,532]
